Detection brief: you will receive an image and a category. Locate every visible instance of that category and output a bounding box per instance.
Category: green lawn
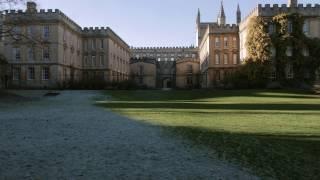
[97,90,320,179]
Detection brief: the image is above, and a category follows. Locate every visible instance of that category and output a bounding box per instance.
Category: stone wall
[176,58,200,89]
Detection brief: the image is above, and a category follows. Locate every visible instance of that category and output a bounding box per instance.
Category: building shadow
[99,102,320,111]
[161,125,320,179]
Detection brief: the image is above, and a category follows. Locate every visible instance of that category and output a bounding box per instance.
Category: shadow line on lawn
[106,90,319,101]
[99,102,320,111]
[161,125,320,180]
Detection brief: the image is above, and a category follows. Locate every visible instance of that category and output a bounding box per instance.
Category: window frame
[42,67,50,80]
[28,67,35,80]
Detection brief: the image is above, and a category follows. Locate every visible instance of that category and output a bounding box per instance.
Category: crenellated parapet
[258,3,320,17]
[130,46,197,50]
[208,23,238,33]
[2,8,82,32]
[82,27,130,48]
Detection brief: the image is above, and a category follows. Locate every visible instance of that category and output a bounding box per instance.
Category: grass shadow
[99,102,320,111]
[162,126,320,180]
[105,89,319,101]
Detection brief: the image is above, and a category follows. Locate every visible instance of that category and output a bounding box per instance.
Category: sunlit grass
[97,90,320,179]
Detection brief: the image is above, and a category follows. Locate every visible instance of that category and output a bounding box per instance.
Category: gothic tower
[237,4,241,25]
[288,0,298,7]
[196,8,201,47]
[217,1,226,26]
[196,8,201,26]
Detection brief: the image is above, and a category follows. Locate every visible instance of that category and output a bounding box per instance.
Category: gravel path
[0,91,258,179]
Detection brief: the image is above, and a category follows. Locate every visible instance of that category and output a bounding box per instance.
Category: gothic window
[187,65,193,74]
[12,48,21,61]
[28,47,34,61]
[270,46,276,57]
[286,64,294,79]
[287,20,293,33]
[42,67,50,80]
[43,26,50,39]
[84,56,88,65]
[100,39,104,49]
[28,67,35,80]
[215,53,220,65]
[232,37,237,48]
[270,68,277,81]
[268,24,275,35]
[12,67,21,80]
[215,37,220,47]
[286,46,293,57]
[224,37,228,48]
[12,27,21,40]
[303,48,309,57]
[91,39,96,50]
[187,76,193,85]
[100,55,104,66]
[27,26,34,38]
[92,55,96,66]
[224,54,228,64]
[303,20,310,35]
[139,65,144,75]
[233,54,238,65]
[43,46,50,61]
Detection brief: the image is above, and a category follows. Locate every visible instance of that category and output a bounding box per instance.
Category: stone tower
[217,1,226,26]
[26,1,37,13]
[288,0,298,7]
[237,4,241,25]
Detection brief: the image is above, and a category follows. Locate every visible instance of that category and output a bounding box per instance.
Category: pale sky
[18,0,320,47]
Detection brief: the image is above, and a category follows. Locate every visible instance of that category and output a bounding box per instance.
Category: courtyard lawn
[97,90,320,179]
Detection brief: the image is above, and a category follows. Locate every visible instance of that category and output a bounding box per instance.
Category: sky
[19,0,320,47]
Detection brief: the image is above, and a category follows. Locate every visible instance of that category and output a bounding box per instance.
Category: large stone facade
[1,0,319,89]
[197,3,240,88]
[239,2,320,81]
[130,58,157,88]
[176,58,200,89]
[0,2,130,89]
[131,47,198,88]
[240,3,320,62]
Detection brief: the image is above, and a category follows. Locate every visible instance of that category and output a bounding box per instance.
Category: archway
[163,78,172,89]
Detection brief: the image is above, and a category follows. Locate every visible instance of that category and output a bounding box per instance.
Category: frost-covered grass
[99,90,320,179]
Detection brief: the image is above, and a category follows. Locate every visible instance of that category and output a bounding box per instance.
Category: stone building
[197,2,240,88]
[130,57,157,88]
[131,47,198,88]
[0,2,130,89]
[239,0,320,81]
[82,28,130,83]
[176,58,200,89]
